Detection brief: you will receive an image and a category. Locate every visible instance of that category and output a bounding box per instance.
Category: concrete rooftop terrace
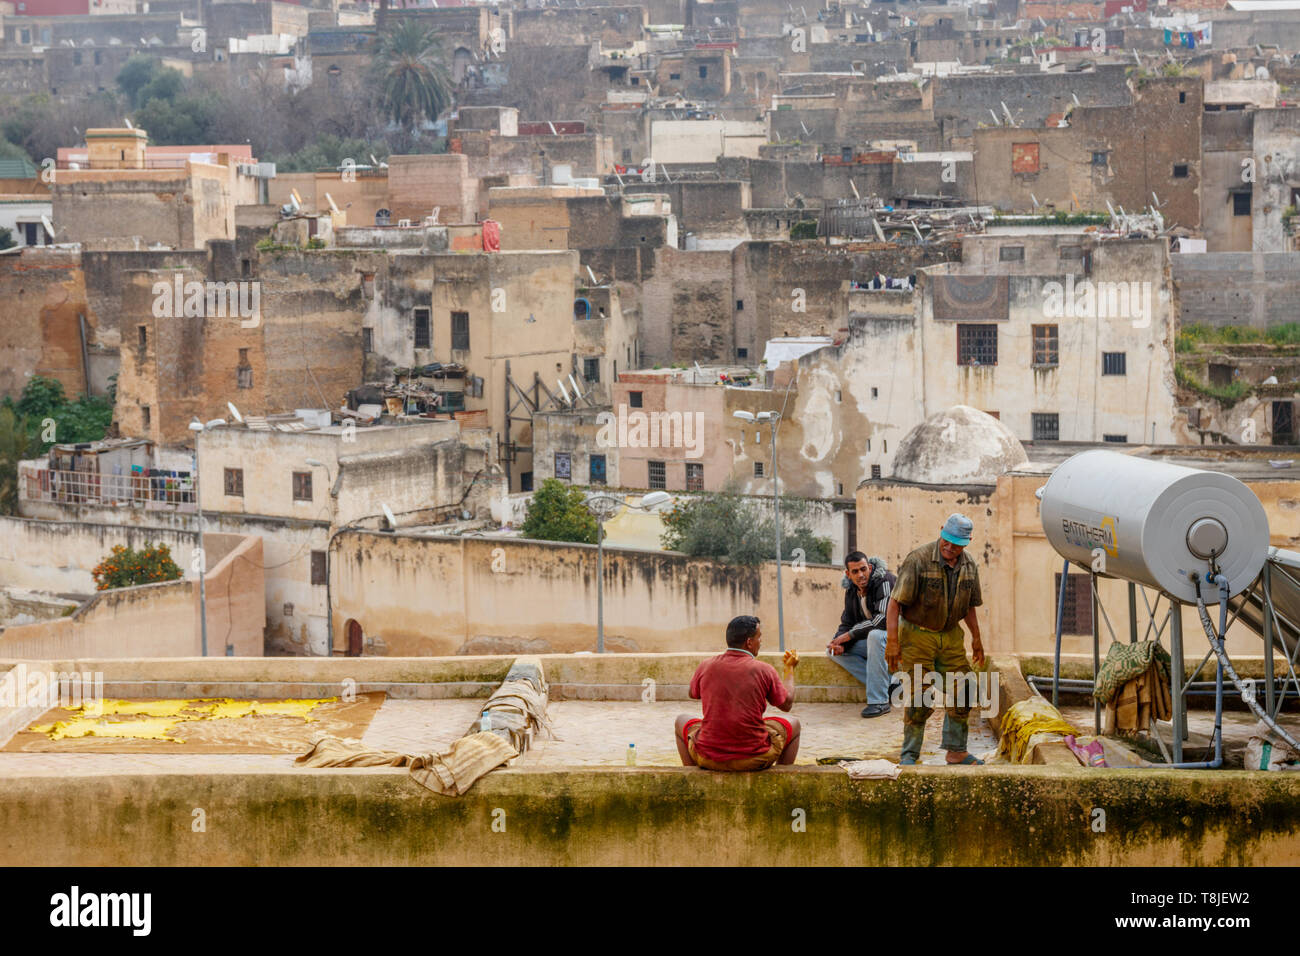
[2,653,1300,866]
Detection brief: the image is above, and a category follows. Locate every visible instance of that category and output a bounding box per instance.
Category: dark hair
[726,615,760,648]
[845,551,869,568]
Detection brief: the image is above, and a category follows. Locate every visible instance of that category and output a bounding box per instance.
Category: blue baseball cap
[940,513,973,547]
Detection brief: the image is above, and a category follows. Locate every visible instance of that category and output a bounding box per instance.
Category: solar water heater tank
[1039,450,1269,603]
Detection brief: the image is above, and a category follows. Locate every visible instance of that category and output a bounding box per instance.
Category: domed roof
[890,405,1029,484]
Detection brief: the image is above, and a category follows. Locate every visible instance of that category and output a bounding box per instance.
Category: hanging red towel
[481,219,501,252]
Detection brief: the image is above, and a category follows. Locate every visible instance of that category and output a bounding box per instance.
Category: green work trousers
[899,618,973,762]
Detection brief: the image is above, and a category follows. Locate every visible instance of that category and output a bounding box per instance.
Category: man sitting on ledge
[674,615,801,771]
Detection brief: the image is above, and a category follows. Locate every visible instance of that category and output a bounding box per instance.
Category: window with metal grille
[957,324,998,366]
[1055,572,1094,635]
[413,308,431,349]
[1233,191,1251,216]
[311,551,327,586]
[1032,325,1059,367]
[554,452,571,480]
[1032,413,1060,441]
[589,454,606,485]
[224,467,243,497]
[292,471,313,501]
[686,462,703,491]
[871,465,881,478]
[583,357,600,382]
[1103,434,1127,443]
[648,460,666,489]
[1091,151,1108,167]
[1102,352,1127,376]
[362,328,373,353]
[451,311,470,351]
[629,391,643,408]
[753,461,764,477]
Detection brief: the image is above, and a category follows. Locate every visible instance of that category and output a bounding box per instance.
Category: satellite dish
[226,402,244,423]
[382,504,397,531]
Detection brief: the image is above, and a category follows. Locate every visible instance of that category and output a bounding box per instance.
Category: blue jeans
[830,629,890,705]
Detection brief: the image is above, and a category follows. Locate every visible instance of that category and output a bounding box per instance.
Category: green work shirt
[892,538,983,633]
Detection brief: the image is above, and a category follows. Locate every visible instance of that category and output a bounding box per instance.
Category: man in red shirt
[674,615,801,771]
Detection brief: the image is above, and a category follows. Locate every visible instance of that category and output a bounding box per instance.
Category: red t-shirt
[689,649,790,761]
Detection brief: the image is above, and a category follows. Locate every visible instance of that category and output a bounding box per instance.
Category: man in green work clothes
[885,513,986,766]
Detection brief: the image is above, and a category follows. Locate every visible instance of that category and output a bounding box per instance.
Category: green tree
[4,375,113,452]
[0,405,40,515]
[116,55,160,108]
[0,227,14,251]
[371,21,453,133]
[661,485,832,566]
[520,478,599,544]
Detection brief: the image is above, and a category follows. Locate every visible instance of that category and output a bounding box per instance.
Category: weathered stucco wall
[331,532,844,655]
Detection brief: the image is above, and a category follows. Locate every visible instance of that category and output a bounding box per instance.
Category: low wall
[332,532,846,656]
[0,516,198,595]
[0,534,265,658]
[4,764,1298,866]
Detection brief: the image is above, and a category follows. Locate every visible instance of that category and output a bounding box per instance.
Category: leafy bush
[789,220,819,240]
[92,543,183,591]
[1175,363,1252,405]
[1,375,113,452]
[661,486,831,567]
[520,478,599,544]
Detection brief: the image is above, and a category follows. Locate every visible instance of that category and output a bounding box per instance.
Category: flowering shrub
[91,543,183,591]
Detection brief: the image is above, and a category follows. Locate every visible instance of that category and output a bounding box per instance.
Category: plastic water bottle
[626,743,637,766]
[481,710,492,732]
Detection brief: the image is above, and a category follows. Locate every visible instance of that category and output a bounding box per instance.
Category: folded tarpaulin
[295,731,518,796]
[995,698,1080,764]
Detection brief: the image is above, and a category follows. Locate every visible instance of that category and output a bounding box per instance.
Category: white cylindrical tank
[1039,450,1269,603]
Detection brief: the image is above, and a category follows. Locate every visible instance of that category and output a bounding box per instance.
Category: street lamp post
[586,491,671,653]
[734,409,785,651]
[188,417,229,657]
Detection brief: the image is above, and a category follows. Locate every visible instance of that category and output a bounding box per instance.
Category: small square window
[311,550,327,586]
[554,452,572,480]
[753,461,764,477]
[686,462,704,491]
[871,465,882,478]
[1179,91,1187,104]
[583,357,600,383]
[1233,191,1251,216]
[669,72,681,80]
[737,347,748,359]
[699,65,708,78]
[1173,164,1189,179]
[1032,413,1060,441]
[629,391,643,408]
[1103,434,1128,443]
[1091,151,1107,167]
[1102,352,1127,376]
[648,460,666,489]
[224,467,244,497]
[736,299,744,310]
[292,471,313,502]
[957,324,998,366]
[999,245,1025,262]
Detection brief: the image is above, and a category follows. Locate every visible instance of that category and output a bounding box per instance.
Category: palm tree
[371,20,453,135]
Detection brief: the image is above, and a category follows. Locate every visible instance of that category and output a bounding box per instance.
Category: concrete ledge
[4,765,1299,866]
